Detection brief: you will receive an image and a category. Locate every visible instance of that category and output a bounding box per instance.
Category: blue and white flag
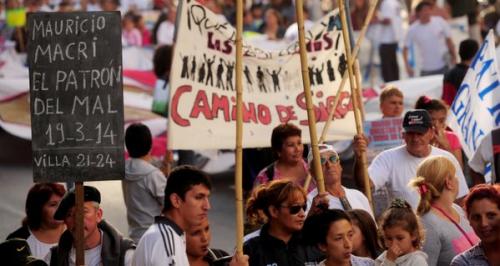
[448,31,500,158]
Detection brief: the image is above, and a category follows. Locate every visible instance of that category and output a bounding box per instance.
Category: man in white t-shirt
[354,110,469,209]
[403,1,456,77]
[283,7,314,43]
[376,0,403,82]
[46,186,136,266]
[306,144,373,218]
[132,166,248,266]
[156,7,177,45]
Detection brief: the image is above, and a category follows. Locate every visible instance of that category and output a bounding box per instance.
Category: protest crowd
[1,0,500,266]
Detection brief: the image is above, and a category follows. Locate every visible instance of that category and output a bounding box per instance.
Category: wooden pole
[319,0,378,143]
[75,182,85,266]
[338,0,372,205]
[295,0,325,193]
[234,0,245,255]
[353,60,366,121]
[16,27,25,52]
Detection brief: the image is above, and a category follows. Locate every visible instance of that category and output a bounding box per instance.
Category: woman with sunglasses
[306,144,373,217]
[244,179,324,266]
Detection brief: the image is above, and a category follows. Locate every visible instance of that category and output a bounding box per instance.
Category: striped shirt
[132,216,188,266]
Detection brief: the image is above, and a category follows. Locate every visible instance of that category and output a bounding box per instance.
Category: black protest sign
[28,12,124,182]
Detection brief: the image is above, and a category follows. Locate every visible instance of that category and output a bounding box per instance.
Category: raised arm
[353,134,374,191]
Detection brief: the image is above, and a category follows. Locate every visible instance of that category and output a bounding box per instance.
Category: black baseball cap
[402,109,432,133]
[54,186,101,220]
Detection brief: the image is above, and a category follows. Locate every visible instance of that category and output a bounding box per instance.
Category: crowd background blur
[1,0,498,72]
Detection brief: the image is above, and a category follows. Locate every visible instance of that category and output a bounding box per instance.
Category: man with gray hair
[354,110,469,209]
[45,186,135,266]
[306,144,373,218]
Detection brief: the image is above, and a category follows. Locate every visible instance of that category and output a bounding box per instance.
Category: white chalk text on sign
[28,12,124,182]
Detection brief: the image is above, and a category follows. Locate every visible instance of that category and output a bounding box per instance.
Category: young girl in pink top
[122,12,142,47]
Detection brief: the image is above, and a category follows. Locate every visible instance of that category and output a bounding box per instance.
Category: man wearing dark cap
[45,186,135,266]
[353,110,469,209]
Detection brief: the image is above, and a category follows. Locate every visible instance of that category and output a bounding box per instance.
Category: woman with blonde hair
[244,179,323,266]
[409,155,478,266]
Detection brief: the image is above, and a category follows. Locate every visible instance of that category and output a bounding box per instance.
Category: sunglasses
[282,204,307,215]
[320,155,339,165]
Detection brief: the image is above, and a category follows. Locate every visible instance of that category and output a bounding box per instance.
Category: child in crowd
[379,86,404,118]
[303,209,375,266]
[376,199,428,266]
[123,123,170,243]
[347,209,383,259]
[122,11,142,46]
[186,219,230,265]
[133,13,151,46]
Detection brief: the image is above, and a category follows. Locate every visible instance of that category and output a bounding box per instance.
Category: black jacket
[7,225,31,240]
[49,220,135,266]
[205,248,230,266]
[243,224,324,266]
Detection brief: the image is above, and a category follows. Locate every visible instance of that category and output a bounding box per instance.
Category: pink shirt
[123,28,142,46]
[445,130,461,151]
[254,159,315,192]
[141,29,151,46]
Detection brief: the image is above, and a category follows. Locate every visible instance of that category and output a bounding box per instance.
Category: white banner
[168,0,356,149]
[448,31,500,158]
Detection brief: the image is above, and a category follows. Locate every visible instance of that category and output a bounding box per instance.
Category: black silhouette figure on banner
[266,68,282,92]
[338,53,347,78]
[190,57,197,81]
[181,54,189,79]
[204,54,215,86]
[216,59,225,90]
[198,62,206,83]
[256,66,267,93]
[327,60,336,81]
[244,65,253,92]
[314,64,324,85]
[225,60,235,91]
[308,66,315,85]
[244,65,253,85]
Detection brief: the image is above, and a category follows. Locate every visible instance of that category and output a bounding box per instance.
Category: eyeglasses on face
[281,204,307,215]
[320,155,339,165]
